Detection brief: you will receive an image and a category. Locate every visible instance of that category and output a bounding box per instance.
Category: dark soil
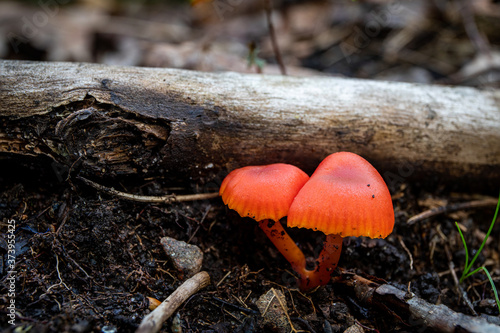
[0,155,499,332]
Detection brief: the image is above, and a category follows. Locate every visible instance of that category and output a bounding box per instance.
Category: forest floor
[1,0,500,332]
[1,158,499,332]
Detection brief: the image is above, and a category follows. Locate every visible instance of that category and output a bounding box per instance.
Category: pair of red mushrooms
[219,152,395,290]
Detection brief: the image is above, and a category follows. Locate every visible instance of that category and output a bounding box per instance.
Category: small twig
[223,308,244,323]
[243,290,252,303]
[66,156,83,191]
[211,296,259,315]
[290,317,316,333]
[271,288,297,333]
[292,289,316,315]
[55,200,71,237]
[398,236,414,270]
[60,244,92,280]
[216,270,232,288]
[407,198,498,225]
[438,229,477,316]
[457,0,490,55]
[77,176,219,204]
[261,293,276,317]
[232,294,249,309]
[437,267,460,278]
[263,0,286,75]
[47,254,70,292]
[187,205,211,244]
[136,271,211,333]
[449,250,477,315]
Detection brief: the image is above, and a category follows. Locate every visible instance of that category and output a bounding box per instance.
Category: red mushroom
[219,163,310,277]
[287,152,395,290]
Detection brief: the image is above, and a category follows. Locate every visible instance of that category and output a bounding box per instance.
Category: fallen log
[1,60,499,187]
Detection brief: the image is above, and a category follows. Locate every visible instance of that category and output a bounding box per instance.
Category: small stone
[71,320,91,333]
[101,326,117,333]
[160,237,203,279]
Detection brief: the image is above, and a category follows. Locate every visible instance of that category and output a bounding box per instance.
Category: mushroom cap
[287,152,394,238]
[220,163,309,221]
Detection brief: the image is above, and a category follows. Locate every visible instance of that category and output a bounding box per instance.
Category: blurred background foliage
[1,0,500,86]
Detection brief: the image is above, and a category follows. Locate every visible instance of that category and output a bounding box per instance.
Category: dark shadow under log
[1,60,500,188]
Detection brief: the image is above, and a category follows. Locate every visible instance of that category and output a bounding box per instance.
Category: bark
[1,60,500,186]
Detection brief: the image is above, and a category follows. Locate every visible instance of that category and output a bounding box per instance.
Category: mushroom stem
[300,234,343,290]
[258,219,308,277]
[258,220,343,290]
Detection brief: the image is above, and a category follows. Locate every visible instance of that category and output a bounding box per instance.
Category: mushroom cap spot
[219,163,310,222]
[287,152,394,238]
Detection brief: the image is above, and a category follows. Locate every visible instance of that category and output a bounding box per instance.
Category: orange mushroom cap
[288,152,394,238]
[220,163,309,222]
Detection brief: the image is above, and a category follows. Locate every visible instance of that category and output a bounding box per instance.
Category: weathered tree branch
[335,270,500,333]
[77,175,219,203]
[1,60,499,186]
[136,271,210,333]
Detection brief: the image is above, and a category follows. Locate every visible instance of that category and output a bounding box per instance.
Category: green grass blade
[464,267,484,280]
[455,221,469,283]
[480,267,500,314]
[466,192,500,274]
